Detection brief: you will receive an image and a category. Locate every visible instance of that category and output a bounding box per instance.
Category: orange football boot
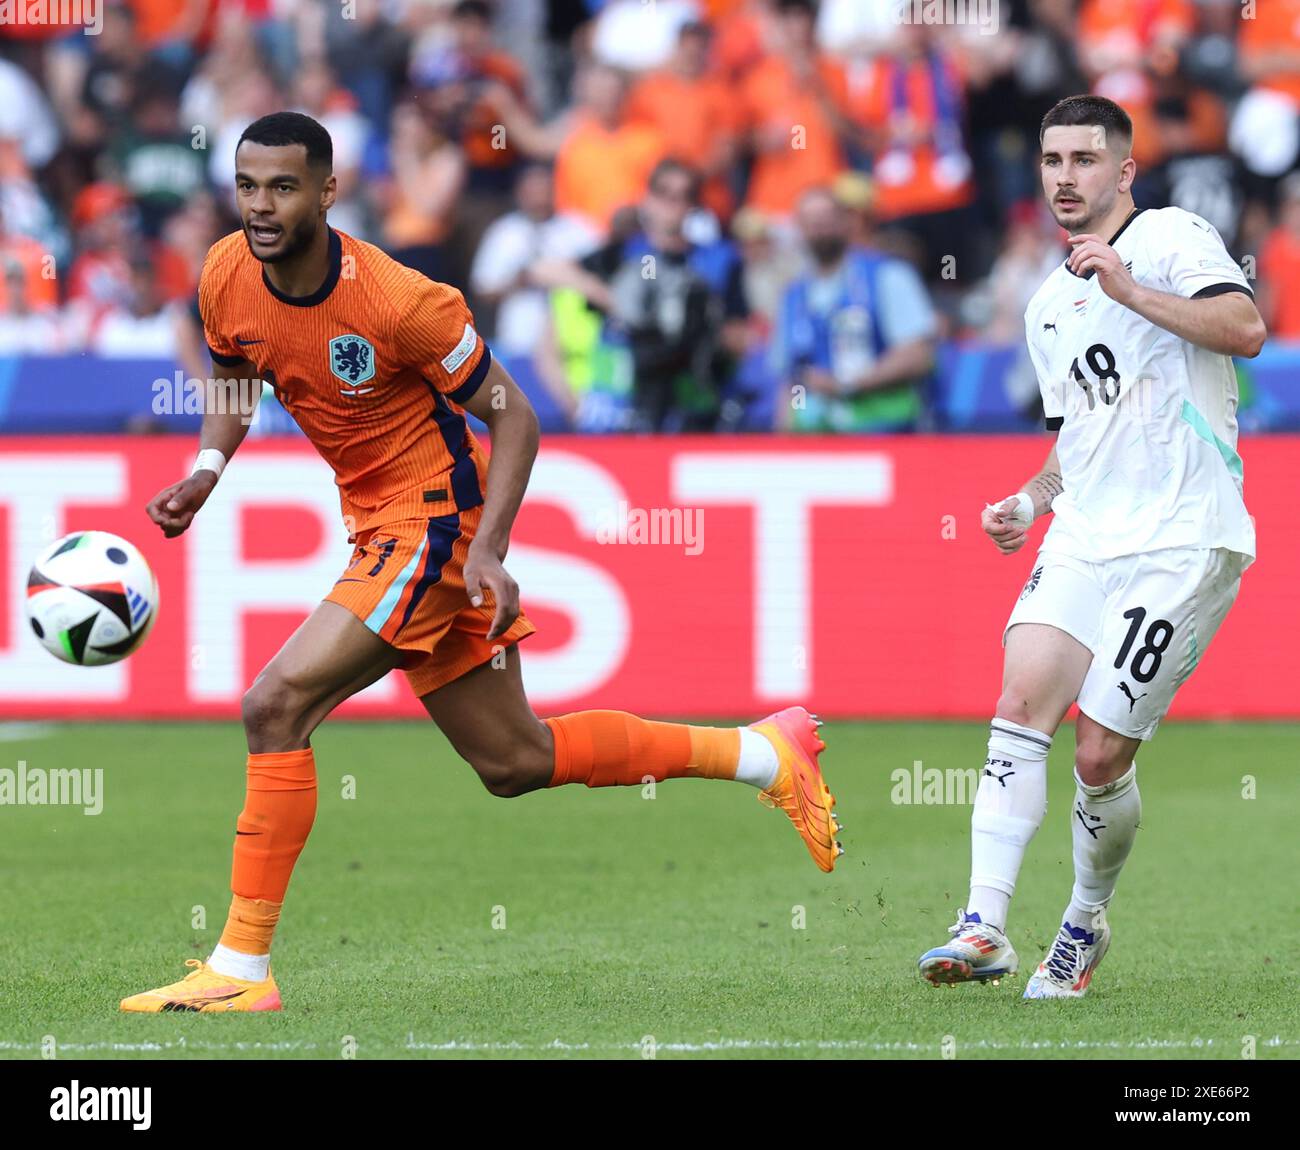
[120,959,281,1013]
[750,706,842,872]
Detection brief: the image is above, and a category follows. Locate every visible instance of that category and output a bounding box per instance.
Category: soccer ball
[26,531,159,666]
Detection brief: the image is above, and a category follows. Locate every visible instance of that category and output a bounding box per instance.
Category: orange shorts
[325,505,535,698]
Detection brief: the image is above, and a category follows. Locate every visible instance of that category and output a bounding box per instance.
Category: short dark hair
[648,157,701,203]
[1040,95,1133,152]
[453,0,492,21]
[237,112,333,172]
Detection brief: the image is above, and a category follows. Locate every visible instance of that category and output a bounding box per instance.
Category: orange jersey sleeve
[198,231,251,366]
[394,277,491,404]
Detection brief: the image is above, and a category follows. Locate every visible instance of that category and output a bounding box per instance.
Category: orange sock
[218,894,282,957]
[220,748,317,955]
[545,711,739,788]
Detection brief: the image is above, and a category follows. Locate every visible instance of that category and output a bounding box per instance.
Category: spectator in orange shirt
[1257,173,1300,341]
[626,21,741,221]
[373,101,466,283]
[491,62,667,237]
[715,0,774,80]
[0,200,57,316]
[1125,60,1236,241]
[1237,0,1300,105]
[126,0,209,78]
[1128,67,1226,172]
[66,183,190,327]
[738,0,850,219]
[843,22,974,285]
[1076,0,1194,82]
[411,0,532,196]
[1231,0,1300,188]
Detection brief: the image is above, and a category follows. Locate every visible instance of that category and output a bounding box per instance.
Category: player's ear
[319,171,337,213]
[1117,155,1136,195]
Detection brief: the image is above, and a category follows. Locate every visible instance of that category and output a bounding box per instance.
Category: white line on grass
[2,1036,1296,1055]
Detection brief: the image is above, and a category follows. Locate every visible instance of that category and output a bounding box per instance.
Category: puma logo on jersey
[984,767,1015,787]
[1042,322,1057,334]
[1117,681,1148,712]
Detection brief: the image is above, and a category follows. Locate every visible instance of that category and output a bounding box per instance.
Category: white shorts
[1003,546,1248,740]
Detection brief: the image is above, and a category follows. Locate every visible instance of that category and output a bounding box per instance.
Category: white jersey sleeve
[1144,208,1253,300]
[1025,304,1064,425]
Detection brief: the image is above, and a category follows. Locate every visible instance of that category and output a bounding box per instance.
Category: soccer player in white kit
[918,95,1265,998]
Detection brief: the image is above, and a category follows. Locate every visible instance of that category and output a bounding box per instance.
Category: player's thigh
[999,552,1104,731]
[1076,547,1245,742]
[418,643,551,770]
[1000,622,1094,732]
[249,601,405,712]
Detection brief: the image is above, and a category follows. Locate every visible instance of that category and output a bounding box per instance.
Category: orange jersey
[199,227,492,536]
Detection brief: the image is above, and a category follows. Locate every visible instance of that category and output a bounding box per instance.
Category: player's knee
[993,689,1036,730]
[1073,741,1129,788]
[474,758,537,798]
[468,740,552,799]
[241,674,314,747]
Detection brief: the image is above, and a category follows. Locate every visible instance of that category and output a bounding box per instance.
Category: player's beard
[244,215,317,265]
[1055,188,1111,234]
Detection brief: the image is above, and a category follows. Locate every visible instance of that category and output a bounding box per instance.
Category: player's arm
[1117,287,1265,359]
[840,259,938,395]
[145,356,260,538]
[459,355,540,640]
[983,443,1061,557]
[1067,230,1266,357]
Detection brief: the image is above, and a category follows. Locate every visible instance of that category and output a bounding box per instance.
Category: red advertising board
[1,436,1294,720]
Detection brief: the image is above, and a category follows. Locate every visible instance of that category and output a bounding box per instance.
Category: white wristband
[1005,491,1035,526]
[986,491,1034,527]
[192,449,227,481]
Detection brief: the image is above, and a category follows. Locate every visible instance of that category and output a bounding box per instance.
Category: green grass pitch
[1,719,1296,1060]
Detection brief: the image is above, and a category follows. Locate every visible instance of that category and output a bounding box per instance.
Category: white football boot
[1023,911,1111,999]
[918,908,1019,986]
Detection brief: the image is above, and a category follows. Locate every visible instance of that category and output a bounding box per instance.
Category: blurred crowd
[1,0,1299,432]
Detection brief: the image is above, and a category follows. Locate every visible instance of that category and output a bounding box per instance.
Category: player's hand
[1066,234,1138,306]
[982,498,1028,555]
[464,541,520,642]
[146,473,217,538]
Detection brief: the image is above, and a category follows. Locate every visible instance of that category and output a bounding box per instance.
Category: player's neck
[262,225,333,300]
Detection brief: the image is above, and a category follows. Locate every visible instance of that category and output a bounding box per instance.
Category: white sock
[208,942,270,982]
[735,727,780,789]
[967,719,1051,930]
[1067,762,1141,928]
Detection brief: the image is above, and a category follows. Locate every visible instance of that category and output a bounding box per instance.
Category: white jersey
[1024,206,1256,565]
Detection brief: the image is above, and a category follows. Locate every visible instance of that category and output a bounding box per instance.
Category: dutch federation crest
[329,333,376,392]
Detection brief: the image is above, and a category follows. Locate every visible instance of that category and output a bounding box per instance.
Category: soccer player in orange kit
[121,113,840,1012]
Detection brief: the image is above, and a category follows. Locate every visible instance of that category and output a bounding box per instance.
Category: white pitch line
[3,1036,1294,1055]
